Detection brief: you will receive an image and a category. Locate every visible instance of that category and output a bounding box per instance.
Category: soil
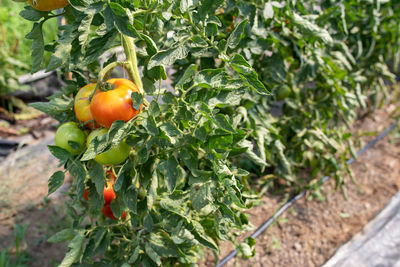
[203,103,400,267]
[0,103,399,267]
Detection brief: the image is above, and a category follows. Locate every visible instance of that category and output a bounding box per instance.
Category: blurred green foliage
[0,0,58,110]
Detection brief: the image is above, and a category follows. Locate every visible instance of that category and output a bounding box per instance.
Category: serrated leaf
[48,229,75,243]
[141,34,158,56]
[157,157,184,193]
[142,115,159,136]
[148,45,188,69]
[46,43,72,72]
[131,92,143,110]
[108,2,141,39]
[88,162,105,195]
[292,12,333,45]
[48,145,72,161]
[128,246,140,264]
[19,6,47,21]
[190,182,213,212]
[58,231,85,267]
[226,19,248,50]
[214,114,235,133]
[160,123,180,137]
[78,14,94,46]
[145,242,161,266]
[176,64,197,87]
[147,171,158,210]
[26,22,44,73]
[230,54,269,95]
[48,171,65,196]
[144,213,154,232]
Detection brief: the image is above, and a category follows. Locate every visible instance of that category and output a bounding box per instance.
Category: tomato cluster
[54,78,143,220]
[83,171,127,220]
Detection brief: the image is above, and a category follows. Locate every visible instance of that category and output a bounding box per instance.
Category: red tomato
[90,78,143,128]
[102,204,127,220]
[83,189,89,201]
[74,83,98,130]
[83,181,116,204]
[103,181,116,205]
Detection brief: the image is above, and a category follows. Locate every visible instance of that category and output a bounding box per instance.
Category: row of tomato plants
[19,0,400,265]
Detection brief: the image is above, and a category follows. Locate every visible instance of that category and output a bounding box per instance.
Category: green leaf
[214,114,235,133]
[78,14,94,46]
[147,171,158,210]
[176,64,197,87]
[229,54,270,95]
[160,123,180,137]
[59,231,85,267]
[143,115,159,136]
[46,43,72,72]
[226,19,248,50]
[148,45,188,69]
[26,22,44,73]
[263,2,274,19]
[88,162,105,196]
[145,242,161,266]
[238,237,255,259]
[30,97,74,119]
[108,3,141,39]
[131,92,143,110]
[190,182,213,212]
[48,171,65,196]
[189,220,218,251]
[142,77,156,94]
[157,157,184,193]
[144,213,153,232]
[129,246,140,264]
[149,231,181,258]
[48,229,75,243]
[141,34,158,56]
[19,6,47,21]
[292,12,333,45]
[48,145,72,161]
[195,126,207,142]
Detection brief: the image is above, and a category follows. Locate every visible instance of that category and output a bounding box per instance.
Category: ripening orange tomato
[28,0,69,11]
[90,78,143,128]
[74,83,98,130]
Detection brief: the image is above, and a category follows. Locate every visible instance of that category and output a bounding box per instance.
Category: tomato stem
[121,35,150,107]
[121,35,143,93]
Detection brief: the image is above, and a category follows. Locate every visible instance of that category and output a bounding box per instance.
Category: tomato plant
[90,78,143,128]
[54,122,86,155]
[26,0,400,266]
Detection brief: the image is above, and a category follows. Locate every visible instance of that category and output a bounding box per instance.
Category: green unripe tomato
[276,85,292,101]
[55,122,86,155]
[87,128,130,165]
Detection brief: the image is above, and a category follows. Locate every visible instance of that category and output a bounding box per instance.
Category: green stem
[121,35,144,93]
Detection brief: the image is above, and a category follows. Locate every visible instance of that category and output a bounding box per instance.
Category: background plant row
[25,0,400,266]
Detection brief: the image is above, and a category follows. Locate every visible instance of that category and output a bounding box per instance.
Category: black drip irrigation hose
[216,118,400,267]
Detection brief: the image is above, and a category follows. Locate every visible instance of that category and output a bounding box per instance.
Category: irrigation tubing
[216,118,399,267]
